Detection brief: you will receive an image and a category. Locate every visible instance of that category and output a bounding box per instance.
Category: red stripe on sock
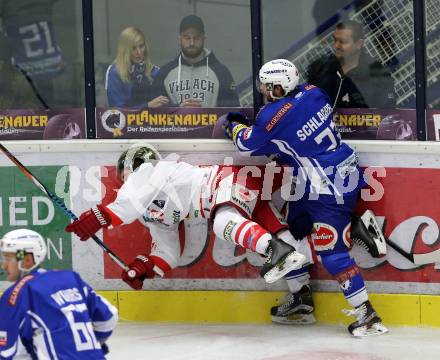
[248,226,267,252]
[235,220,251,245]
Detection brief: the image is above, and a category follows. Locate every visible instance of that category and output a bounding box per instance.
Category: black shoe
[260,236,306,283]
[271,285,316,324]
[343,300,388,337]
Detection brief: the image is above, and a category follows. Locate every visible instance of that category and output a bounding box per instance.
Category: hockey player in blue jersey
[0,229,118,359]
[224,59,388,337]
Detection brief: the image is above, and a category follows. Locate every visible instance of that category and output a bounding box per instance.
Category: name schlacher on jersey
[296,103,333,141]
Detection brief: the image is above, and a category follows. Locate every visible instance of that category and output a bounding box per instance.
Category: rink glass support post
[413,0,427,141]
[250,0,264,116]
[82,0,97,139]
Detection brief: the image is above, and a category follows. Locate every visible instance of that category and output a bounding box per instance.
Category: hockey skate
[351,210,387,258]
[342,300,388,337]
[271,285,316,324]
[260,236,306,284]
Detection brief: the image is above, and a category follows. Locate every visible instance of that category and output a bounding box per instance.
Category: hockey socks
[321,251,368,307]
[213,206,272,254]
[284,267,311,293]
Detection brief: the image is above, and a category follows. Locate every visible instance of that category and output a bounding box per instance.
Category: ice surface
[106,322,440,360]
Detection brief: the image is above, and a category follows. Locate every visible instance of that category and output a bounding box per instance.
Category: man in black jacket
[307,20,396,109]
[151,15,240,108]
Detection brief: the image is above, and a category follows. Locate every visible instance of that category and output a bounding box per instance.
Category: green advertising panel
[0,166,71,279]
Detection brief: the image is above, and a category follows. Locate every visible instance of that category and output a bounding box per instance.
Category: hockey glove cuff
[223,112,249,143]
[121,255,155,290]
[65,204,111,241]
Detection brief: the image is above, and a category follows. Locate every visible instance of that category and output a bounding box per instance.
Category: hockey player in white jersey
[0,229,118,359]
[65,144,307,289]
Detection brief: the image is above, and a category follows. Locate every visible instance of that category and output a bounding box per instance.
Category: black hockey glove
[223,112,250,141]
[225,112,250,126]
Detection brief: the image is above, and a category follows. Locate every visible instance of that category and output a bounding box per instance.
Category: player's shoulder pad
[7,274,34,306]
[297,83,329,102]
[255,99,294,133]
[302,83,319,92]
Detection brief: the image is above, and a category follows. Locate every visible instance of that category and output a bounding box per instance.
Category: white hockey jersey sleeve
[148,223,181,273]
[107,161,179,224]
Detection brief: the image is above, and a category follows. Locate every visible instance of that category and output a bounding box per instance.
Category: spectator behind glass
[307,20,396,108]
[105,26,169,109]
[0,0,64,109]
[0,30,43,109]
[151,15,240,108]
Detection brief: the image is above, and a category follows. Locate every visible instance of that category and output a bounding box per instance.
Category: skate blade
[264,252,306,284]
[361,210,387,256]
[272,313,316,325]
[351,322,389,337]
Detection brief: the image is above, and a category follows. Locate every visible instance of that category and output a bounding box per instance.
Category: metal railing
[238,0,440,108]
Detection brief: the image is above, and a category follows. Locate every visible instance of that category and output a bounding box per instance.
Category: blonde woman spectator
[105,26,168,108]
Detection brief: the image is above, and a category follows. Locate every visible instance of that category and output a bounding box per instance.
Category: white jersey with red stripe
[106,160,274,228]
[106,160,289,272]
[107,161,215,228]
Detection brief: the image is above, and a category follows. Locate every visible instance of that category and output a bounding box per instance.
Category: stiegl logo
[313,223,338,251]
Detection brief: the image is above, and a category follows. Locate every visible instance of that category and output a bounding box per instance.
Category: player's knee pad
[213,206,244,243]
[320,251,356,277]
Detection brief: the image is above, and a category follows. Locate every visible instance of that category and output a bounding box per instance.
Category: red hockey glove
[65,204,111,241]
[121,255,155,290]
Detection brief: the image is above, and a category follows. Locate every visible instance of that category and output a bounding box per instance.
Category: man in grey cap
[151,14,240,108]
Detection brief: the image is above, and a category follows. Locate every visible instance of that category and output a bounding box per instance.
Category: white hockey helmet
[0,229,47,271]
[117,143,162,182]
[258,59,300,99]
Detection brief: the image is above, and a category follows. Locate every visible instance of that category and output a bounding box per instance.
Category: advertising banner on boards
[96,107,416,141]
[0,108,86,140]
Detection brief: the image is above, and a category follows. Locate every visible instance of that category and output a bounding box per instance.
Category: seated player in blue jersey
[0,229,118,359]
[223,59,388,337]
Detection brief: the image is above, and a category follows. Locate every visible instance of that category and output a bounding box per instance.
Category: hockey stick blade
[386,238,440,265]
[0,143,128,271]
